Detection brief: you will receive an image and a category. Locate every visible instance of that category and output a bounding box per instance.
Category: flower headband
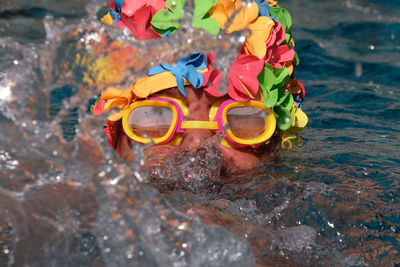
[96,0,308,149]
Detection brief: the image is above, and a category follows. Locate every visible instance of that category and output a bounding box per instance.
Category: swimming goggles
[121,95,276,148]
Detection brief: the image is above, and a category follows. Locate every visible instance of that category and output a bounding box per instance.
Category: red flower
[227,54,265,102]
[202,53,264,101]
[91,97,107,115]
[264,21,295,68]
[108,0,166,40]
[265,45,295,68]
[203,54,224,97]
[265,21,286,48]
[103,121,116,147]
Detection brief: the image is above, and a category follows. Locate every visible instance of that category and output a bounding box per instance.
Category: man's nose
[180,129,214,150]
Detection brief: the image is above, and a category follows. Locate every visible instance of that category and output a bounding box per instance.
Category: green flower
[151,0,186,36]
[151,0,220,37]
[269,6,293,44]
[258,63,294,131]
[192,0,220,35]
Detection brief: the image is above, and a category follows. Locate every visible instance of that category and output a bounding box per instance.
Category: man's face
[115,86,279,174]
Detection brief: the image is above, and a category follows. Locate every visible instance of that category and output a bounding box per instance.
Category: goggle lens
[127,106,173,138]
[227,107,269,140]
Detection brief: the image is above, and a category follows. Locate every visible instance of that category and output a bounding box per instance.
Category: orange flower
[210,0,274,59]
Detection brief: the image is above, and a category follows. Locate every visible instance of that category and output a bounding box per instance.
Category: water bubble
[123,28,130,37]
[125,250,133,259]
[284,116,291,123]
[0,82,12,102]
[6,160,19,170]
[178,223,187,231]
[108,176,122,185]
[134,171,144,182]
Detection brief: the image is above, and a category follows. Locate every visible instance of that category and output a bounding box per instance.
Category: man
[93,0,308,174]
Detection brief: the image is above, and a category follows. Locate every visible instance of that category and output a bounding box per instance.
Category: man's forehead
[151,86,224,106]
[155,87,184,99]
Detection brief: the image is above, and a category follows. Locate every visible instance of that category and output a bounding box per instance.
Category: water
[1,0,400,266]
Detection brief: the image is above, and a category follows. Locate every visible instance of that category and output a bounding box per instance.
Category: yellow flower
[281,103,308,149]
[267,0,278,7]
[101,13,114,26]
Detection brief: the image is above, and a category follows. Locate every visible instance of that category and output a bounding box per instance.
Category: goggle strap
[180,121,219,130]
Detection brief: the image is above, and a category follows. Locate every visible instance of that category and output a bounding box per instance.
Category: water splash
[1,0,400,265]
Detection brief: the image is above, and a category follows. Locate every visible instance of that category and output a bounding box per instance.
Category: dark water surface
[0,0,399,266]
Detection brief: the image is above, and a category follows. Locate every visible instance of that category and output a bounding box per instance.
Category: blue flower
[148,53,207,97]
[254,0,273,18]
[109,0,125,26]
